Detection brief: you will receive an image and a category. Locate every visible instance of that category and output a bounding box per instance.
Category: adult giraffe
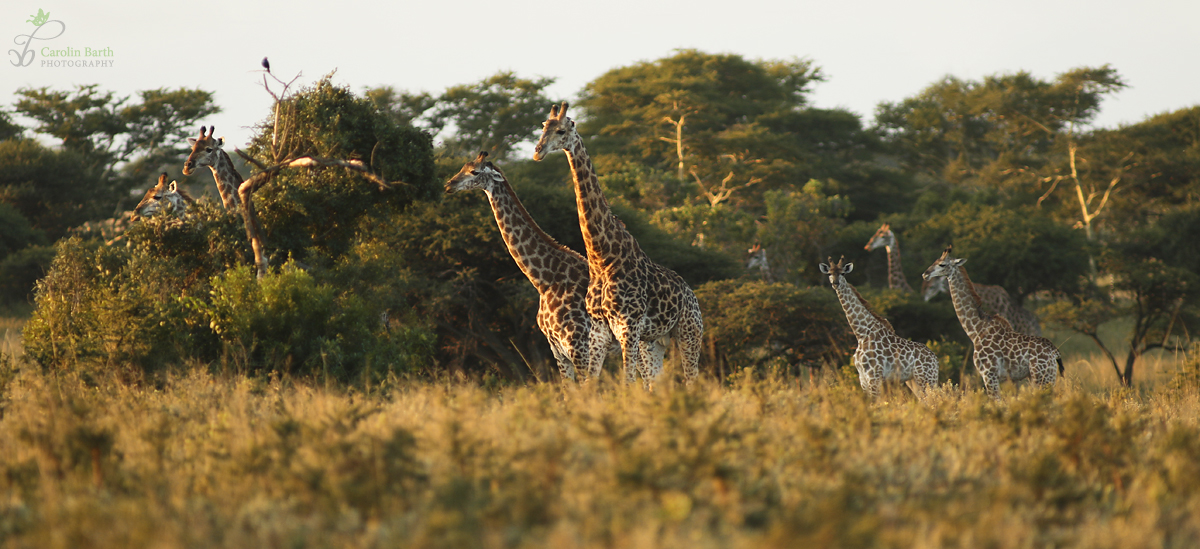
[183,126,241,210]
[445,151,613,381]
[533,102,702,387]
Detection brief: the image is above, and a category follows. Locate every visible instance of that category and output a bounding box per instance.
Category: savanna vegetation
[0,50,1198,547]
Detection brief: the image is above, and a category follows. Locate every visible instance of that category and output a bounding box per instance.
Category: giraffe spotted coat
[821,257,938,399]
[534,102,703,386]
[445,152,614,381]
[923,246,1062,398]
[922,277,1043,336]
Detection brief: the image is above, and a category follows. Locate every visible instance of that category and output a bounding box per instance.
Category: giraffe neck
[885,241,914,292]
[483,176,583,291]
[208,149,244,209]
[831,278,893,340]
[564,139,637,270]
[944,267,990,343]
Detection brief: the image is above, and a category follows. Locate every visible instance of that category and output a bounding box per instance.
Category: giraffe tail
[1057,357,1064,376]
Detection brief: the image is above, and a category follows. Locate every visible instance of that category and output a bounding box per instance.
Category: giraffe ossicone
[922,245,1062,398]
[445,150,615,381]
[821,255,938,400]
[534,102,704,388]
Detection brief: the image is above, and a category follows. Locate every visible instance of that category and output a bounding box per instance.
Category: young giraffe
[445,152,614,381]
[922,246,1062,398]
[133,173,195,220]
[183,126,242,210]
[820,256,938,400]
[533,102,703,386]
[863,223,915,293]
[923,277,1043,336]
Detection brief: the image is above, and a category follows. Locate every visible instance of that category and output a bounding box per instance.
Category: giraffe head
[134,173,190,218]
[532,101,578,162]
[445,151,504,194]
[922,245,966,281]
[818,256,854,286]
[183,125,223,175]
[921,276,948,301]
[864,223,895,251]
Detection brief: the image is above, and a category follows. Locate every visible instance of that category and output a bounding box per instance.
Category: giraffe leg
[915,354,939,401]
[547,339,576,381]
[637,339,660,390]
[646,337,670,382]
[610,321,640,385]
[975,356,1002,399]
[672,303,704,386]
[583,319,614,381]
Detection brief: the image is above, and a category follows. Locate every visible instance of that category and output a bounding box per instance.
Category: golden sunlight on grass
[1,358,1198,548]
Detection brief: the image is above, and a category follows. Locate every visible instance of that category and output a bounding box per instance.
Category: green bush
[23,238,192,378]
[696,278,850,379]
[197,262,430,380]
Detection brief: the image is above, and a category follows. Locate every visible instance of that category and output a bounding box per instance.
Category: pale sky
[3,0,1196,154]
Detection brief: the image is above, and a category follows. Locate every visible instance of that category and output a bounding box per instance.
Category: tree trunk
[1121,350,1136,387]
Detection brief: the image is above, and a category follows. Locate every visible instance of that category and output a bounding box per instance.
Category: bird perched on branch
[261,57,270,73]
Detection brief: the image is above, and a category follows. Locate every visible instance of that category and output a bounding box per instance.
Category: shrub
[196,262,432,380]
[696,278,850,379]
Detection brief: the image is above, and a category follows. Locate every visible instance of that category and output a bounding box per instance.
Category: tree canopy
[5,54,1199,388]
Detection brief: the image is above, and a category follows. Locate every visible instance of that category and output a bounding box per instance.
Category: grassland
[1,316,1199,548]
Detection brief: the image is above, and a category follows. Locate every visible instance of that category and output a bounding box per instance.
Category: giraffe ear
[187,138,197,146]
[843,263,854,274]
[819,263,830,274]
[215,137,224,147]
[169,181,178,192]
[953,258,967,267]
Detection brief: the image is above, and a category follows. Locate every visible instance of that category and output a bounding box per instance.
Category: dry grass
[2,350,1199,548]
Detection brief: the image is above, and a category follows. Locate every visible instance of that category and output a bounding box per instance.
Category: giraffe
[183,126,242,210]
[922,245,1062,398]
[820,256,938,400]
[864,223,1043,335]
[922,274,1043,336]
[533,102,703,386]
[863,223,915,292]
[746,243,774,282]
[445,151,614,381]
[133,173,195,220]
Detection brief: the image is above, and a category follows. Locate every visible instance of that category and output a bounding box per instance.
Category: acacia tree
[14,85,221,205]
[876,66,1128,238]
[578,50,827,207]
[367,72,558,161]
[1042,207,1200,386]
[234,70,433,278]
[575,50,890,261]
